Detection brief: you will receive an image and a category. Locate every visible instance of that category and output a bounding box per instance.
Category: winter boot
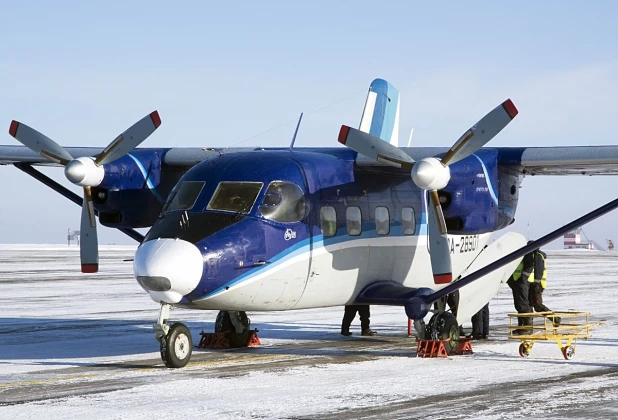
[361,329,377,336]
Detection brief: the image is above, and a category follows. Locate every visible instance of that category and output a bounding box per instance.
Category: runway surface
[1,245,617,419]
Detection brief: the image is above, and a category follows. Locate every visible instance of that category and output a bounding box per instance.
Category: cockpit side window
[258,181,306,223]
[162,181,205,213]
[207,182,263,214]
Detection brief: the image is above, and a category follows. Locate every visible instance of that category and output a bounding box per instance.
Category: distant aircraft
[3,78,618,368]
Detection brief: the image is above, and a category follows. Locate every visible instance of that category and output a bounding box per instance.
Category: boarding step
[416,337,473,358]
[197,329,261,349]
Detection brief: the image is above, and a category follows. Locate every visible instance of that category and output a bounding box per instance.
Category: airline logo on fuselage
[284,229,297,241]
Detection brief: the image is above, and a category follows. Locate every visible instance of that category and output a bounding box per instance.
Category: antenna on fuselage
[289,112,304,151]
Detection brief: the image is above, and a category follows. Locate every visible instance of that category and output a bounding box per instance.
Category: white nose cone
[411,157,451,191]
[133,238,204,304]
[64,157,105,187]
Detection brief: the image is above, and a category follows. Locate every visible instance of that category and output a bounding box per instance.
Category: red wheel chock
[198,331,231,349]
[197,329,261,349]
[247,329,261,346]
[415,337,473,358]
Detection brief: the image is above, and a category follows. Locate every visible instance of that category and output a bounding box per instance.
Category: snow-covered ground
[0,245,617,419]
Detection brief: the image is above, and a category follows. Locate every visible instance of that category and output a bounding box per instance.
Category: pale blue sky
[1,1,617,248]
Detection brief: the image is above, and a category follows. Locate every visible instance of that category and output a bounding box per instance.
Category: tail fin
[359,78,400,147]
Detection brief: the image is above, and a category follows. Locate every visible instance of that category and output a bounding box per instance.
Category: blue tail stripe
[368,78,399,142]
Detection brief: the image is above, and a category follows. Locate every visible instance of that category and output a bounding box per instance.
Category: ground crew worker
[528,248,561,326]
[470,303,490,339]
[507,242,535,334]
[341,305,377,336]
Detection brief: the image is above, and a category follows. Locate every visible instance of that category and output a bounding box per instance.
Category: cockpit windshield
[162,181,205,213]
[207,182,263,214]
[258,181,306,223]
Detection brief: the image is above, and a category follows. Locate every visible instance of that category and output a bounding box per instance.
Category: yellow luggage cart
[508,311,603,360]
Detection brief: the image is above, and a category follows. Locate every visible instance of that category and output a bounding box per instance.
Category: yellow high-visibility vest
[533,252,547,288]
[512,261,524,281]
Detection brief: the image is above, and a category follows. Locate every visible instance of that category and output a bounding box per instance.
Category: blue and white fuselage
[134,147,514,316]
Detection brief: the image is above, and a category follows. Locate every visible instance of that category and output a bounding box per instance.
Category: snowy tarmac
[0,245,617,419]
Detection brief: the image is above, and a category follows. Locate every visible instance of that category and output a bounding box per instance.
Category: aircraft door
[302,189,370,308]
[253,181,311,309]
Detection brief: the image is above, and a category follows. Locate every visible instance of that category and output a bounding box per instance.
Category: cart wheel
[562,345,575,360]
[519,343,530,358]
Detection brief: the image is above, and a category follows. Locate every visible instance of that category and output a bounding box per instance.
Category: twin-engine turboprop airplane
[4,78,618,368]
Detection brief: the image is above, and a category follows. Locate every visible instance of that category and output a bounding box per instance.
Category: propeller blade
[80,187,98,273]
[427,190,452,284]
[8,121,73,165]
[338,125,415,170]
[441,99,518,166]
[94,111,161,166]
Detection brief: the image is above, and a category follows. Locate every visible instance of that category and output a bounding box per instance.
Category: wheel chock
[455,338,473,355]
[416,339,449,358]
[415,338,473,358]
[197,329,262,349]
[197,331,231,349]
[248,329,261,347]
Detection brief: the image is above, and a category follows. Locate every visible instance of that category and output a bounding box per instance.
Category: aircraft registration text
[448,235,480,254]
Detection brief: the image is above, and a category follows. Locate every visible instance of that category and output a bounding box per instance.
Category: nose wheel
[160,323,193,368]
[155,303,193,368]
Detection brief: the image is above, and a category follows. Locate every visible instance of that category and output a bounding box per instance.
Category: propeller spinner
[9,111,161,273]
[339,99,518,285]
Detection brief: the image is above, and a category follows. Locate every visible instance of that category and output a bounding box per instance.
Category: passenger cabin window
[402,207,416,235]
[346,207,362,236]
[375,206,390,235]
[320,206,337,237]
[207,182,263,214]
[258,181,306,223]
[162,181,205,213]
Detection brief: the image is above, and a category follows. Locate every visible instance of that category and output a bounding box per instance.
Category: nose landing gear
[155,303,193,368]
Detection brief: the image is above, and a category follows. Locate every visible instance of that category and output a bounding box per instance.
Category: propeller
[9,111,161,273]
[338,99,518,285]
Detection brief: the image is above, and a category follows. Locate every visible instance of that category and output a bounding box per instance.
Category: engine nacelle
[91,149,183,228]
[439,149,519,234]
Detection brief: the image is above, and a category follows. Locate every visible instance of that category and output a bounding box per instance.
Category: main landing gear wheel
[215,311,251,348]
[426,311,460,355]
[562,345,575,360]
[160,323,193,368]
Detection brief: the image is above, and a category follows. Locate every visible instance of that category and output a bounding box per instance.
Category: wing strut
[14,163,144,243]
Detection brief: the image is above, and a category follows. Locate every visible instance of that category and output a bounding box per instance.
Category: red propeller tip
[9,120,19,137]
[150,111,161,129]
[81,264,98,273]
[433,273,452,284]
[502,99,518,119]
[338,125,350,145]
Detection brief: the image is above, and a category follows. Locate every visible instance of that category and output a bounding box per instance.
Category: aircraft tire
[426,311,460,355]
[215,311,250,348]
[160,322,193,368]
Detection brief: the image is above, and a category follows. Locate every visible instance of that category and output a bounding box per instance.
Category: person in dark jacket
[341,305,377,336]
[507,242,535,334]
[528,249,561,326]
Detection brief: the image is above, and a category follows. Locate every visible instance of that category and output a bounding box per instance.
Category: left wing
[0,145,254,167]
[353,145,618,176]
[497,146,618,175]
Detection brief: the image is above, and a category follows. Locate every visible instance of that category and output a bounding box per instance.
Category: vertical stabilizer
[359,78,400,147]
